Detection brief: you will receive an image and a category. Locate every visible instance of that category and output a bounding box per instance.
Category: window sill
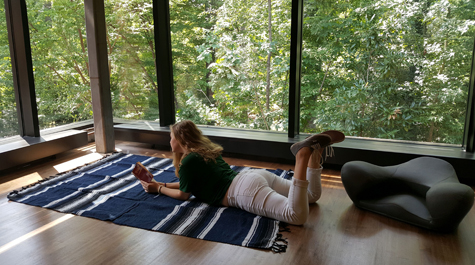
[114,120,475,184]
[0,129,88,172]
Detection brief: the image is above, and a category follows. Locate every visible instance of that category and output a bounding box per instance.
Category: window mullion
[4,0,39,137]
[288,0,303,138]
[154,0,175,127]
[463,36,475,152]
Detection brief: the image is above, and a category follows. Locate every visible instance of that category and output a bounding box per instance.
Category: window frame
[2,0,475,178]
[4,0,39,137]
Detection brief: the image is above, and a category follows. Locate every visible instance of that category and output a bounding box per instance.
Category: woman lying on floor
[140,120,344,225]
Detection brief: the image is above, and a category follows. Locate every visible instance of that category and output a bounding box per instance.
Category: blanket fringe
[270,222,290,253]
[7,152,122,199]
[271,233,288,253]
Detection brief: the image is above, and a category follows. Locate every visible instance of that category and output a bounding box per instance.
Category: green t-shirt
[179,153,238,206]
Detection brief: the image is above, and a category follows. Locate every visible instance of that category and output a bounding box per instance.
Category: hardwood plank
[1,141,474,265]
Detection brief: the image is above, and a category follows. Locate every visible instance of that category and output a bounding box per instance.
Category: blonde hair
[170,120,223,177]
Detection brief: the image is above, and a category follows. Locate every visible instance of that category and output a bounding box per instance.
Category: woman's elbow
[178,192,191,201]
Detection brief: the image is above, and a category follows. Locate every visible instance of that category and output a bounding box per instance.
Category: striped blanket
[7,153,291,252]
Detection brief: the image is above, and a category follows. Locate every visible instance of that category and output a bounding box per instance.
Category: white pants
[226,167,322,225]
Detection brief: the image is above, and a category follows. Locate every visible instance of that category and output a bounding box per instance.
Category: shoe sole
[291,134,332,156]
[321,130,345,144]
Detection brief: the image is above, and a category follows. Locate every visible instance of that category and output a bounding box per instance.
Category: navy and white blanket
[7,153,291,251]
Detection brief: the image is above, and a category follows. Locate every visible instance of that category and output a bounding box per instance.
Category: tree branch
[124,89,141,115]
[366,50,372,84]
[318,61,333,95]
[28,22,38,32]
[73,63,89,85]
[254,84,270,130]
[77,27,89,74]
[45,64,70,86]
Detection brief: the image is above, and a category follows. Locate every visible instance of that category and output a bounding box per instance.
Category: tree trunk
[266,0,272,111]
[206,50,216,103]
[205,0,217,105]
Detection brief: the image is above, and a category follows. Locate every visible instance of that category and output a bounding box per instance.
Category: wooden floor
[1,141,474,265]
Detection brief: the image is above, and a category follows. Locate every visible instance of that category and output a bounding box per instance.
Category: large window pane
[301,0,475,144]
[171,0,291,131]
[105,0,159,122]
[0,1,19,138]
[27,0,92,131]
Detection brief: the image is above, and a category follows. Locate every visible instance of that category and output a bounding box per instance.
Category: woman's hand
[140,180,162,193]
[141,181,190,200]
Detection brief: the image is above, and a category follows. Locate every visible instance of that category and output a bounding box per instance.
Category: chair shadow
[337,204,464,264]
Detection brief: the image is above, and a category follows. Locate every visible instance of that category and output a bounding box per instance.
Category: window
[171,0,291,131]
[105,0,159,122]
[27,0,92,131]
[0,1,18,138]
[301,0,475,144]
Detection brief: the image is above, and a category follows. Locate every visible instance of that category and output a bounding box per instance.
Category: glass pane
[105,0,159,121]
[171,0,291,131]
[0,1,19,138]
[27,0,92,131]
[301,0,475,144]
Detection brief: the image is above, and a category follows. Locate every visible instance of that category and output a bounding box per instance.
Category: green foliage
[172,0,474,143]
[25,0,159,131]
[26,0,92,129]
[0,0,474,144]
[300,0,475,144]
[173,0,291,131]
[0,1,18,137]
[104,0,159,121]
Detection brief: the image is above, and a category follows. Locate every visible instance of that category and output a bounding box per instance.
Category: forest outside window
[5,0,475,147]
[171,0,291,132]
[0,1,18,138]
[300,0,475,145]
[26,0,92,132]
[105,0,159,122]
